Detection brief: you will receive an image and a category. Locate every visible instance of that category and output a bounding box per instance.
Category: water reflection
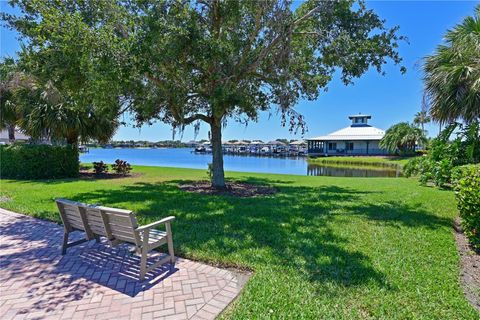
[307,164,402,178]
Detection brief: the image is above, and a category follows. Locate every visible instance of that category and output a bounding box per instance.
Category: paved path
[0,209,249,320]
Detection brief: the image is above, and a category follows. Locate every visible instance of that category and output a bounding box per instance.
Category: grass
[308,156,413,168]
[0,166,477,319]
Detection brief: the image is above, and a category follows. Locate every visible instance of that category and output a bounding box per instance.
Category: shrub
[111,159,132,176]
[432,159,453,187]
[453,164,480,250]
[415,149,428,156]
[404,157,423,178]
[92,161,108,175]
[404,157,432,184]
[0,144,79,179]
[404,156,453,188]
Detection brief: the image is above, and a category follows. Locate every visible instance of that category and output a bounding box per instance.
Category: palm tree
[0,58,23,141]
[15,81,119,145]
[413,110,431,133]
[423,5,480,125]
[19,103,117,145]
[380,122,427,155]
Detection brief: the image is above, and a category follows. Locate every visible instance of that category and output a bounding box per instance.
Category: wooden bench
[56,199,175,280]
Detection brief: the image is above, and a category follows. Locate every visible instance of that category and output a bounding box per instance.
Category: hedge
[453,164,480,251]
[0,144,79,179]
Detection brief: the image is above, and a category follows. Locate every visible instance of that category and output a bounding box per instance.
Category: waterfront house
[307,114,389,156]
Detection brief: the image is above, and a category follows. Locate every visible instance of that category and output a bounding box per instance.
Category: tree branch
[145,73,166,87]
[292,6,321,27]
[238,5,322,77]
[183,113,211,124]
[116,102,131,116]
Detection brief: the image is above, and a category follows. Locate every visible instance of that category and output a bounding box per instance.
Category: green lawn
[308,156,412,168]
[0,166,477,319]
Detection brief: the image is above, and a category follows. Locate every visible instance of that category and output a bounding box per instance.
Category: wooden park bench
[55,199,175,280]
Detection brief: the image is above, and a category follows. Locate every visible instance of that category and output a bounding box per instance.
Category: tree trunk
[7,125,15,142]
[210,121,226,189]
[420,123,425,149]
[66,131,78,145]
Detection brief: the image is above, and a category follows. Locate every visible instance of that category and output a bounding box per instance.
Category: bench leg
[167,234,175,264]
[62,231,69,255]
[139,248,148,281]
[61,231,89,255]
[165,223,175,264]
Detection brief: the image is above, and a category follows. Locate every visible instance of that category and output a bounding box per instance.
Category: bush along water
[404,122,479,188]
[92,161,108,175]
[452,164,480,251]
[91,159,132,176]
[111,159,132,176]
[0,144,79,179]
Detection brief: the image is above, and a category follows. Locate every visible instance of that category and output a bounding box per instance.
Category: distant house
[184,140,198,147]
[307,114,390,156]
[0,129,30,144]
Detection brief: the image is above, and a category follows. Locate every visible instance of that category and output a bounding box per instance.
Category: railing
[308,148,390,155]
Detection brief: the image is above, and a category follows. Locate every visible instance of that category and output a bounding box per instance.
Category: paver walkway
[0,209,249,320]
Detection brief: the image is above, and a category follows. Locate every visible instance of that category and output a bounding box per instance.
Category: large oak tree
[5,0,405,187]
[129,0,405,187]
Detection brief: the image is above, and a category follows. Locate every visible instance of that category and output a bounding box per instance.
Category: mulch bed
[454,218,480,312]
[178,181,277,197]
[79,170,141,180]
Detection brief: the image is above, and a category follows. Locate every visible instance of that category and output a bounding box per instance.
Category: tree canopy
[4,0,406,187]
[2,0,130,144]
[380,122,427,154]
[413,110,430,132]
[423,5,480,125]
[0,57,21,140]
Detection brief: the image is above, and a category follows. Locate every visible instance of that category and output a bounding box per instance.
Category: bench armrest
[136,216,175,232]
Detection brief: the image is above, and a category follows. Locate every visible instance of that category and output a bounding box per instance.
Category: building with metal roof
[307,114,390,156]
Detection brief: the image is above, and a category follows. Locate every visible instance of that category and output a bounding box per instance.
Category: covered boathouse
[307,114,390,156]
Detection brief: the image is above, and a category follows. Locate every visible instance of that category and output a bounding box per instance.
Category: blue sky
[1,1,479,142]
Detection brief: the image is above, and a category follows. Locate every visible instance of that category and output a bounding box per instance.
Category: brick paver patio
[0,208,249,320]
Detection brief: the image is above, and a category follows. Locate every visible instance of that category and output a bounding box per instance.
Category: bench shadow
[0,215,177,313]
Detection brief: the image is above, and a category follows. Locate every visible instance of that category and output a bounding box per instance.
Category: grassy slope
[308,156,412,167]
[0,166,476,319]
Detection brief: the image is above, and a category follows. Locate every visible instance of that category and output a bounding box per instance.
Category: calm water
[80,148,401,177]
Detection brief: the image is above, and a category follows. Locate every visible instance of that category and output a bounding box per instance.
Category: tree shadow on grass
[67,177,453,296]
[344,200,452,230]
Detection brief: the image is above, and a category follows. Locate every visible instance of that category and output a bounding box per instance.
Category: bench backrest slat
[98,206,141,246]
[83,206,108,237]
[56,199,93,239]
